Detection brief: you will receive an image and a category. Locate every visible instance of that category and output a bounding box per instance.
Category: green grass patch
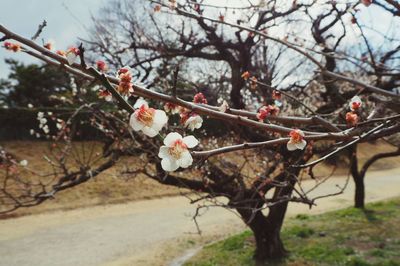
[185,198,400,266]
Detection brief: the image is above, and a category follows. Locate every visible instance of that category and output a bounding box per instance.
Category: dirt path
[0,168,399,266]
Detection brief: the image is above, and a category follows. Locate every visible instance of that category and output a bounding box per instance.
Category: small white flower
[27,104,33,108]
[37,112,44,119]
[40,118,47,125]
[47,112,53,115]
[287,129,307,151]
[30,129,35,135]
[36,133,40,138]
[129,99,168,137]
[184,114,203,131]
[43,125,50,134]
[56,123,63,130]
[158,132,198,172]
[349,96,362,111]
[66,47,79,65]
[19,160,28,167]
[219,100,229,113]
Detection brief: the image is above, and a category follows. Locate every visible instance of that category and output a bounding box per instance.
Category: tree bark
[236,208,287,265]
[348,145,365,209]
[235,171,297,264]
[230,64,246,109]
[354,175,365,208]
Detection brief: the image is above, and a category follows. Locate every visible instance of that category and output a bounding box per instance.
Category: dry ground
[0,168,399,266]
[1,140,399,217]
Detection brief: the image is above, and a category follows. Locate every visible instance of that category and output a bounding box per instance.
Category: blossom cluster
[3,42,21,52]
[346,96,362,127]
[117,67,134,95]
[257,105,280,121]
[30,112,65,140]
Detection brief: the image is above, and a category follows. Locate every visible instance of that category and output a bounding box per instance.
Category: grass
[185,198,400,266]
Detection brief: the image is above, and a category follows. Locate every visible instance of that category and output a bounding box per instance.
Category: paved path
[0,168,399,266]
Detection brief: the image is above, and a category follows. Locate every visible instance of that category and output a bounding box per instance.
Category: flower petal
[66,53,77,65]
[295,140,307,150]
[164,132,182,146]
[161,157,179,172]
[152,110,168,130]
[183,135,198,148]
[134,98,148,109]
[142,126,158,137]
[177,150,193,168]
[351,95,361,103]
[287,141,297,151]
[185,115,203,131]
[158,146,170,159]
[129,113,144,131]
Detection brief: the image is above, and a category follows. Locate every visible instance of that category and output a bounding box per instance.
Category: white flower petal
[296,140,307,150]
[185,115,203,131]
[134,98,148,109]
[19,160,28,166]
[161,157,179,172]
[351,95,361,103]
[153,110,168,129]
[183,135,198,148]
[105,95,112,102]
[142,126,158,137]
[164,132,182,146]
[66,53,77,65]
[129,113,145,131]
[177,151,193,168]
[287,141,297,151]
[158,146,170,159]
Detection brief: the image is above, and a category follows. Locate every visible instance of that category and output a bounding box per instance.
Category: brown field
[1,140,399,218]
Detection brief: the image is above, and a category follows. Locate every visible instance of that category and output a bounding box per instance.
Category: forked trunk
[251,214,287,264]
[236,201,289,264]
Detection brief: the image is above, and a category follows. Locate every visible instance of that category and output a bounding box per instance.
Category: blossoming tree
[1,0,400,263]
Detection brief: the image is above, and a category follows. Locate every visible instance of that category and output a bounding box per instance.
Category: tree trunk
[234,164,300,264]
[348,145,365,209]
[230,65,245,109]
[354,175,365,208]
[237,209,287,265]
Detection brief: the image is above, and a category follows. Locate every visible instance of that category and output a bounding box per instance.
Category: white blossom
[349,96,362,111]
[287,129,307,151]
[158,132,198,172]
[42,125,50,134]
[129,99,168,137]
[184,115,203,131]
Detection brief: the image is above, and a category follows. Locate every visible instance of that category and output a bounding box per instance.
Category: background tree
[0,59,71,107]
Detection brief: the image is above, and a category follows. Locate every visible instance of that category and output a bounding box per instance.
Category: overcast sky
[0,1,397,80]
[0,0,105,78]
